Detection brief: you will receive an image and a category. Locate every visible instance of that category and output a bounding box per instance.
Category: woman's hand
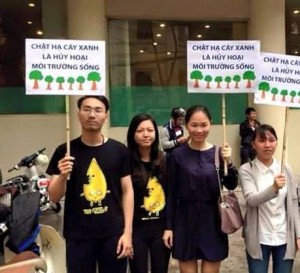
[221,143,232,164]
[273,174,286,192]
[297,238,300,251]
[116,232,133,259]
[163,230,173,249]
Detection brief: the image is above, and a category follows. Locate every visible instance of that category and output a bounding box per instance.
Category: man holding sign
[46,96,134,273]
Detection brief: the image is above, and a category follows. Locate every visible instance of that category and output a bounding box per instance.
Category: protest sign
[187,40,260,93]
[26,39,106,95]
[255,52,300,108]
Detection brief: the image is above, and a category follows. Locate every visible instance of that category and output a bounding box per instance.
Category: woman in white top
[238,124,300,273]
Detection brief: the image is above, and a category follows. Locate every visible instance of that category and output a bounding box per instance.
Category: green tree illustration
[214,76,222,88]
[67,77,75,90]
[56,76,65,90]
[271,87,278,101]
[204,75,212,89]
[280,89,288,102]
[44,75,54,90]
[190,70,203,88]
[77,76,85,90]
[243,70,256,89]
[29,70,43,89]
[258,82,270,99]
[233,75,241,89]
[298,91,300,103]
[290,90,296,103]
[87,71,101,91]
[224,76,231,89]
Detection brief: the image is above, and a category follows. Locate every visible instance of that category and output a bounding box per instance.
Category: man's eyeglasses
[81,107,104,115]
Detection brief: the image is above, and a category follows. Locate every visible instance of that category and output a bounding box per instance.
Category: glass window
[286,0,300,56]
[0,0,66,114]
[108,19,248,126]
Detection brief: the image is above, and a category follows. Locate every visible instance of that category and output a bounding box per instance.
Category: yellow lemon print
[81,158,107,207]
[142,176,165,216]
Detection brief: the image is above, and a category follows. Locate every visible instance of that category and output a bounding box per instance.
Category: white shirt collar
[253,157,280,175]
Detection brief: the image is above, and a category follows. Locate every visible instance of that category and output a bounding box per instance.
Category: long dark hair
[127,113,165,186]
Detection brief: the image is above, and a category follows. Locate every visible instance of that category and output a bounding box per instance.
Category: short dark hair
[245,107,256,115]
[77,96,110,112]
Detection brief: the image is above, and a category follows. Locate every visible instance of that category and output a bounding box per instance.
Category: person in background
[163,105,238,273]
[239,124,300,273]
[160,107,189,153]
[127,113,170,273]
[46,95,134,273]
[239,107,261,165]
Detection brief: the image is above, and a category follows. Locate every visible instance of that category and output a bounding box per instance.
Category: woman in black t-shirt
[127,113,170,273]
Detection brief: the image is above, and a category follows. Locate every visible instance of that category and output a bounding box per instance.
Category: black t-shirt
[132,161,166,224]
[46,137,131,240]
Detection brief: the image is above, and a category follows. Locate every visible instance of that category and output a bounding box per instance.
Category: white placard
[255,52,300,108]
[26,39,106,95]
[187,40,260,93]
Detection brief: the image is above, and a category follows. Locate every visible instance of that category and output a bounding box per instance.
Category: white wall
[0,115,65,181]
[286,109,300,182]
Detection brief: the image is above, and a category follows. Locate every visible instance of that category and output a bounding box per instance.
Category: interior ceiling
[286,0,300,55]
[0,0,299,53]
[0,0,42,40]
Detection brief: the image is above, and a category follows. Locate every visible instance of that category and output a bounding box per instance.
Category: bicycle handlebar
[8,148,46,172]
[0,175,31,199]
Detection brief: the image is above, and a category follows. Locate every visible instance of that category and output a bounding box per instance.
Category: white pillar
[67,0,107,138]
[248,0,286,160]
